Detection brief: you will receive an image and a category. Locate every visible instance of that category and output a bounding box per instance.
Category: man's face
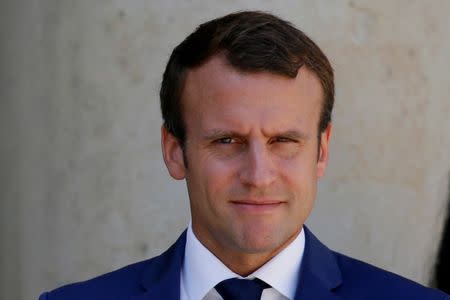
[162,55,331,263]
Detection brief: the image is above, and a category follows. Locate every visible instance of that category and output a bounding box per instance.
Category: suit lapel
[132,231,187,300]
[294,227,343,300]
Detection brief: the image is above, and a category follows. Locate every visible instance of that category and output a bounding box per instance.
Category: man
[39,11,449,300]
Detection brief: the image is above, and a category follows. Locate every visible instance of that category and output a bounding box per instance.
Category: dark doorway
[434,176,450,294]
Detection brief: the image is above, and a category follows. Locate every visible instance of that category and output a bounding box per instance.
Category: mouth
[230,200,284,213]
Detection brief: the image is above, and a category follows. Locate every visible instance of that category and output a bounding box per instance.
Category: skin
[162,55,332,276]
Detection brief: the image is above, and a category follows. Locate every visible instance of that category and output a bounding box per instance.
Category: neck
[193,226,300,276]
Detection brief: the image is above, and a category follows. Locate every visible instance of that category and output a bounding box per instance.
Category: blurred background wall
[1,1,449,299]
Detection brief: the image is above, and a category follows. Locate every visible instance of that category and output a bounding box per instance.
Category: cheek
[199,158,237,195]
[279,153,318,179]
[278,156,318,202]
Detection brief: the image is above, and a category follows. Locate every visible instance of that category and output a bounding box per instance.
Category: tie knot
[215,278,270,300]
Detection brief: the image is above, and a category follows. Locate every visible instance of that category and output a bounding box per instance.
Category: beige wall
[1,1,449,299]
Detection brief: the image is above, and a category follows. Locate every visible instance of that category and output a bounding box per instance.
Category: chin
[234,227,294,254]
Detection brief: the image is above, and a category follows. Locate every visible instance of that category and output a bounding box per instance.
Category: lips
[230,200,284,213]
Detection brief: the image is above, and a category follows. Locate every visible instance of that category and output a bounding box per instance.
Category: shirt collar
[251,229,304,299]
[181,222,305,300]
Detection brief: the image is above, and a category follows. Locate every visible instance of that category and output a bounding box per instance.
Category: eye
[215,137,235,144]
[273,136,295,143]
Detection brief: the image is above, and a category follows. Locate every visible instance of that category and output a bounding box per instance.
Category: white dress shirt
[180,223,305,300]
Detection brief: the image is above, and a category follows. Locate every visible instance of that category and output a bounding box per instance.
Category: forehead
[181,55,323,132]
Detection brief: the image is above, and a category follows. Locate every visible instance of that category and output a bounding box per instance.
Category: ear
[161,126,186,180]
[317,123,332,178]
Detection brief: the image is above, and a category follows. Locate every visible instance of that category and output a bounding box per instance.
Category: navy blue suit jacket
[39,227,449,299]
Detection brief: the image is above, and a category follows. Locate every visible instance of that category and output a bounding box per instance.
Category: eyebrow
[202,129,242,140]
[201,129,311,140]
[276,130,311,141]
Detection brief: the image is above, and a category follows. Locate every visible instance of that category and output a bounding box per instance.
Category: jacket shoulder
[39,257,154,300]
[39,231,187,300]
[334,251,449,299]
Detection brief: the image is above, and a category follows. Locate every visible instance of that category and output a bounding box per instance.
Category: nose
[239,142,276,188]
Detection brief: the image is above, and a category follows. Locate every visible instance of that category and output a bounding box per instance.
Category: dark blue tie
[215,278,270,300]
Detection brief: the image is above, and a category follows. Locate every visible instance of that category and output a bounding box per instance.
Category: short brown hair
[160,11,334,146]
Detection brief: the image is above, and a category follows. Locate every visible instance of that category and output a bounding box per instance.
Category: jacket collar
[295,226,343,299]
[134,230,187,300]
[134,227,342,300]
